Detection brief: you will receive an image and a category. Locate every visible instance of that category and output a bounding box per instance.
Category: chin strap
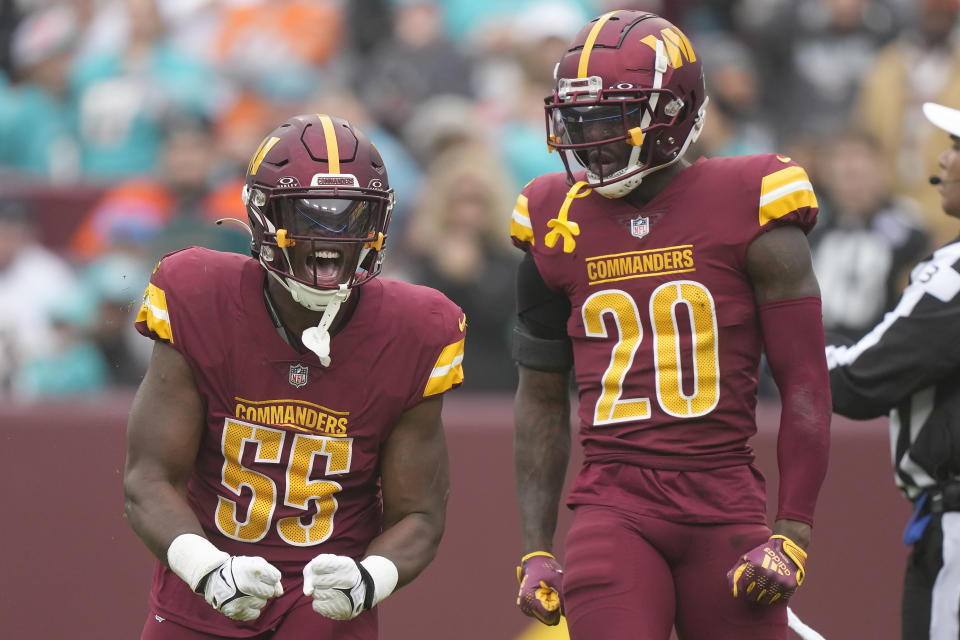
[301,284,349,367]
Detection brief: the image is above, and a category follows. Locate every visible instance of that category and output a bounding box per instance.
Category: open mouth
[305,248,344,286]
[584,146,625,179]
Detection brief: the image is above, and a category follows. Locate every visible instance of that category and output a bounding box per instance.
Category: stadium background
[1,0,956,638]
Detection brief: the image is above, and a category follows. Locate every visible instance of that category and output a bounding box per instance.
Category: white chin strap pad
[301,285,350,367]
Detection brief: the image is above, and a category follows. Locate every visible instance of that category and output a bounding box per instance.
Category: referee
[827,101,960,640]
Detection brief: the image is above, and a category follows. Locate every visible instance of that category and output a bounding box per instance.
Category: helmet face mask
[243,115,394,297]
[257,192,390,290]
[545,11,707,197]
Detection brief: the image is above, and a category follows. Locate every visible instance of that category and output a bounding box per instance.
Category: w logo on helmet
[640,28,697,68]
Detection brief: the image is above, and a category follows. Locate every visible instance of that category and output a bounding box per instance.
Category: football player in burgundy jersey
[510,11,830,639]
[124,114,465,639]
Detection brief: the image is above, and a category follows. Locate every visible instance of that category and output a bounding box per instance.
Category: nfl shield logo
[630,216,650,239]
[289,364,308,388]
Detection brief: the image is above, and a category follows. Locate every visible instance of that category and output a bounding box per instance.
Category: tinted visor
[552,103,646,146]
[277,197,377,239]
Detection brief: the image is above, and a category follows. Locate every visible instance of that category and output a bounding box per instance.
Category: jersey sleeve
[405,289,466,408]
[135,252,183,346]
[134,247,237,370]
[752,155,819,235]
[509,178,538,252]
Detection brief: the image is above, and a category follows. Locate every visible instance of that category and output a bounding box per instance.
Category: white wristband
[167,533,229,592]
[360,555,399,608]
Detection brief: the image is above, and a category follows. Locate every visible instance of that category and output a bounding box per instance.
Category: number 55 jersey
[510,155,818,525]
[134,246,466,636]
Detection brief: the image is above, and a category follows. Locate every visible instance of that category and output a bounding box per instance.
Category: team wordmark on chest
[234,397,349,436]
[586,245,695,285]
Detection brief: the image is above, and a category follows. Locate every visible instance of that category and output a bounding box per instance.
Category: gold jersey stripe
[248,136,279,176]
[316,114,340,174]
[578,11,619,78]
[510,193,535,245]
[136,283,173,343]
[761,166,809,195]
[424,338,465,397]
[759,165,818,225]
[759,188,818,226]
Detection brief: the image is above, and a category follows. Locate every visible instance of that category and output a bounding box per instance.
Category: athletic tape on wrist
[167,533,230,593]
[359,555,399,608]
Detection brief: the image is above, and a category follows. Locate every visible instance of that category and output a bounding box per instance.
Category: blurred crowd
[0,0,958,398]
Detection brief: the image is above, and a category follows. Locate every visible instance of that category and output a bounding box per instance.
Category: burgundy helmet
[545,10,707,197]
[243,114,394,293]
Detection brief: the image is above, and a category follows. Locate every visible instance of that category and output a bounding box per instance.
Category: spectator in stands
[11,288,109,398]
[491,1,589,189]
[358,0,475,138]
[748,0,898,146]
[811,129,931,342]
[403,140,520,391]
[0,0,20,78]
[70,0,223,177]
[68,113,249,264]
[440,0,598,44]
[214,0,344,97]
[0,3,80,180]
[855,0,960,246]
[0,199,81,394]
[691,34,775,158]
[80,251,152,387]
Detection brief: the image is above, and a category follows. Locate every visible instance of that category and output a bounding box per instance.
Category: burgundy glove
[516,551,564,625]
[727,535,807,605]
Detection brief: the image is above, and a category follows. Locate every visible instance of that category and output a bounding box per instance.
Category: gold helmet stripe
[578,11,620,78]
[317,114,340,174]
[248,136,279,176]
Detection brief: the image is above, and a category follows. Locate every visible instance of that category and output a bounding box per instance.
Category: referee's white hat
[924,102,960,137]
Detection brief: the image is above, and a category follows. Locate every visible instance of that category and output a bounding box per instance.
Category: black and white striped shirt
[827,239,960,501]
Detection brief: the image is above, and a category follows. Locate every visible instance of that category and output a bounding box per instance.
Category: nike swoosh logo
[458,314,466,331]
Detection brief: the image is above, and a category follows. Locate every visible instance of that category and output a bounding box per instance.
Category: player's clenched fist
[303,554,399,620]
[167,533,283,621]
[199,556,284,621]
[727,535,806,605]
[516,551,564,626]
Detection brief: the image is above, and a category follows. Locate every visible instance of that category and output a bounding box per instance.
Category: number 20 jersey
[510,155,818,522]
[134,246,465,636]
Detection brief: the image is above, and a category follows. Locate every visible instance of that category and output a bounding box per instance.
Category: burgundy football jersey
[134,247,465,636]
[511,155,818,524]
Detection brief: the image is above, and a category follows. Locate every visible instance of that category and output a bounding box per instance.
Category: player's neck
[264,277,359,340]
[621,158,691,209]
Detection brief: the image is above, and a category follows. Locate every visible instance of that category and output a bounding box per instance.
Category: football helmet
[545,10,707,198]
[242,114,394,310]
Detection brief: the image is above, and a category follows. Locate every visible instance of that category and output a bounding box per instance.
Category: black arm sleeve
[513,252,573,371]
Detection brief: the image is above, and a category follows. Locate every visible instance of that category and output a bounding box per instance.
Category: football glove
[727,535,806,605]
[516,551,564,626]
[167,534,283,621]
[303,554,398,621]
